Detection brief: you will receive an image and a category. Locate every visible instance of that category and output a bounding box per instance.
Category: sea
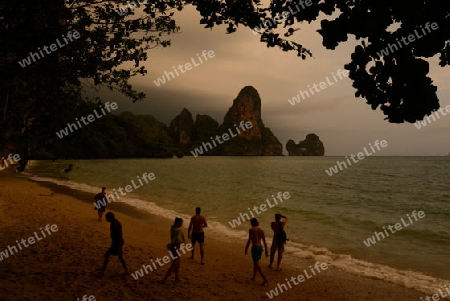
[26,156,450,294]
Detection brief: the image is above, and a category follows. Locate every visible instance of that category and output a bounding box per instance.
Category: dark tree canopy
[186,0,450,123]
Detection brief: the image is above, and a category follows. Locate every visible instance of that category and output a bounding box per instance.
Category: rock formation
[169,108,194,146]
[169,86,283,156]
[286,134,325,156]
[192,114,220,143]
[219,86,282,156]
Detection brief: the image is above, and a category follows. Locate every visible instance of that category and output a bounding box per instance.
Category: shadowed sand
[0,170,425,301]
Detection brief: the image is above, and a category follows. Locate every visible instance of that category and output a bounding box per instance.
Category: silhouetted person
[94,187,108,221]
[64,164,73,173]
[269,213,288,271]
[162,217,185,283]
[16,160,27,172]
[101,212,128,275]
[188,207,207,264]
[245,218,268,286]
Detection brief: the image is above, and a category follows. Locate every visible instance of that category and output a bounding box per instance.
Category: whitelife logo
[265,262,328,298]
[228,192,290,228]
[414,105,450,129]
[190,121,253,157]
[93,173,156,208]
[0,153,21,171]
[55,102,118,139]
[115,0,149,16]
[153,50,215,87]
[363,211,425,247]
[252,0,313,34]
[376,22,439,58]
[325,140,388,176]
[287,69,349,106]
[0,224,58,261]
[18,31,81,68]
[130,243,193,280]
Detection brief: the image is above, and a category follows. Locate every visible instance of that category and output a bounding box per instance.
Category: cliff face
[219,86,282,156]
[169,108,194,145]
[169,86,283,156]
[222,86,262,141]
[193,114,220,143]
[286,134,325,156]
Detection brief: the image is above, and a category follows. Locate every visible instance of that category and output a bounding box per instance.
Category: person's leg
[162,261,174,283]
[174,257,181,281]
[269,242,276,268]
[276,255,282,271]
[255,261,268,285]
[190,241,195,259]
[199,243,204,264]
[98,210,102,221]
[276,245,284,271]
[101,253,109,274]
[252,261,257,280]
[119,255,128,274]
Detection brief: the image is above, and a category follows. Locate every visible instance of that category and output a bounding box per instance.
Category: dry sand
[0,170,426,301]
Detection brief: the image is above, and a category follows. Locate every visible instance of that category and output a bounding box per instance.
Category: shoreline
[0,170,428,300]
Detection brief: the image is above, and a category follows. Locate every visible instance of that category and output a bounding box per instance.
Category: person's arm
[283,215,288,224]
[188,217,193,239]
[119,225,124,243]
[245,230,251,255]
[203,217,208,228]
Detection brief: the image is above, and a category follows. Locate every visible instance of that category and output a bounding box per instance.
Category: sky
[102,4,450,156]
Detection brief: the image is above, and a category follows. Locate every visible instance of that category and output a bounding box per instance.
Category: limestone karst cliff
[169,86,283,156]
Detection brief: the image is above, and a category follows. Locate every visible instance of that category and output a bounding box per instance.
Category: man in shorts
[245,218,268,286]
[94,187,108,221]
[101,212,128,275]
[269,213,288,271]
[188,207,208,264]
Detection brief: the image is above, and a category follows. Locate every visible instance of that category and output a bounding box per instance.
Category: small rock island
[286,134,325,156]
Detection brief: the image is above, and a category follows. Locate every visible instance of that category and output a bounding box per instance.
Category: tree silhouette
[186,0,450,123]
[0,0,180,153]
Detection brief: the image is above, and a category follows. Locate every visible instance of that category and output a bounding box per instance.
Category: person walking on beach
[101,212,128,275]
[269,213,288,271]
[245,218,268,286]
[162,217,185,283]
[188,207,207,264]
[94,187,108,221]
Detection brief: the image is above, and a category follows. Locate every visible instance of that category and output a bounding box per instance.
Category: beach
[0,169,427,301]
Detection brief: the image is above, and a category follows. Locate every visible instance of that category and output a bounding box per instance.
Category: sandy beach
[0,169,426,301]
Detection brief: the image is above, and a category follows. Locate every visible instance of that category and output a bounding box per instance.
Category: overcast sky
[104,4,450,156]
